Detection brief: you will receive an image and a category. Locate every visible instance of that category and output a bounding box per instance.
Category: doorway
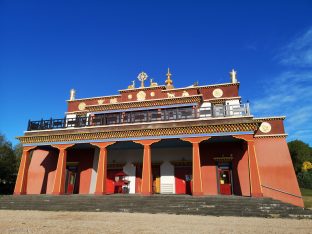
[218,163,233,195]
[175,166,192,195]
[65,164,78,194]
[152,165,160,194]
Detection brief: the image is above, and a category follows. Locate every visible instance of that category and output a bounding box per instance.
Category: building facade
[14,69,303,207]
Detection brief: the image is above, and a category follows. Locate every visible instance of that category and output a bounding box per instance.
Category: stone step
[1,195,311,219]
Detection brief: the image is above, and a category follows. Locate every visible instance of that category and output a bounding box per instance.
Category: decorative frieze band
[85,96,202,113]
[17,122,259,144]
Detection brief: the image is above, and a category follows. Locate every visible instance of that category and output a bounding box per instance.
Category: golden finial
[138,71,148,88]
[165,68,174,89]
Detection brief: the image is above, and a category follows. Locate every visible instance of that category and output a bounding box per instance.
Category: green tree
[0,134,18,194]
[288,140,311,174]
[13,143,23,170]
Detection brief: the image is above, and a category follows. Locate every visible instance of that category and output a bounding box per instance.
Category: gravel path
[0,210,311,234]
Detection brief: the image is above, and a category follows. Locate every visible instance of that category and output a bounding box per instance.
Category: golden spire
[165,68,174,89]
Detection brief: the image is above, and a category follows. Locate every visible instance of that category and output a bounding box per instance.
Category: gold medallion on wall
[137,91,146,101]
[259,122,272,133]
[212,88,223,98]
[78,102,86,110]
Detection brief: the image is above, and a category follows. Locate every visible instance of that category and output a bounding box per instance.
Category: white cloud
[252,27,312,144]
[278,27,312,67]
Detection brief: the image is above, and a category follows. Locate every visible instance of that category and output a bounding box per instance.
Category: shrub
[297,171,312,189]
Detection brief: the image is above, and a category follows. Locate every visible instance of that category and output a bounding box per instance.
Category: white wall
[123,162,136,194]
[199,102,212,118]
[107,146,192,194]
[225,100,241,116]
[160,161,175,194]
[153,147,192,194]
[66,114,76,128]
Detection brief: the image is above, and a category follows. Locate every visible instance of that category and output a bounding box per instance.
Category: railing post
[27,120,31,131]
[40,119,43,130]
[246,102,250,116]
[102,114,105,125]
[50,118,53,129]
[64,117,67,128]
[226,103,230,116]
[87,115,91,126]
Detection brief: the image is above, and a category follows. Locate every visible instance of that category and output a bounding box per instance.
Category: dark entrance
[65,164,78,194]
[175,166,192,195]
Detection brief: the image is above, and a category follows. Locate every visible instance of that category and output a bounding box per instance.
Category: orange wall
[26,148,95,195]
[255,138,304,207]
[200,141,250,196]
[26,149,58,194]
[234,144,250,196]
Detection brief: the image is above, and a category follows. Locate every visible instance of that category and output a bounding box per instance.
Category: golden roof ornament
[150,78,158,87]
[165,68,174,89]
[230,69,238,83]
[128,80,135,89]
[138,71,148,88]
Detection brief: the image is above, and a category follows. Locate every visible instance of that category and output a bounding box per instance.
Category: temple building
[14,69,303,207]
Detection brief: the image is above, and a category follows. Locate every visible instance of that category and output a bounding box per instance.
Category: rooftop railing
[27,103,250,131]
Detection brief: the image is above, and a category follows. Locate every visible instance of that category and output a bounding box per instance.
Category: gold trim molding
[254,134,288,138]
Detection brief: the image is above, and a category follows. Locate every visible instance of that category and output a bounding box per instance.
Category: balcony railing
[27,103,250,131]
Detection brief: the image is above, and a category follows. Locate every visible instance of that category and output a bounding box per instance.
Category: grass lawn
[301,188,312,209]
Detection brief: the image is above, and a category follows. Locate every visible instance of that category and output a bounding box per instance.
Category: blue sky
[1,1,312,146]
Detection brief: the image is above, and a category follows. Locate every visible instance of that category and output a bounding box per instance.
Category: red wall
[255,138,304,207]
[67,148,95,194]
[26,149,58,194]
[199,85,239,100]
[200,144,218,195]
[67,84,240,112]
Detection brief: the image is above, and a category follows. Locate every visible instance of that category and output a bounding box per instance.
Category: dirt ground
[0,210,311,234]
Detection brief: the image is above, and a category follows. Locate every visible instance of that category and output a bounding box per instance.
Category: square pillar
[181,137,210,196]
[91,142,115,195]
[14,146,36,195]
[247,140,263,197]
[134,139,160,195]
[51,144,74,195]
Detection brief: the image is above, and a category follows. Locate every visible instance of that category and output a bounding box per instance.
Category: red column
[181,137,210,196]
[247,140,263,197]
[51,144,74,195]
[134,139,160,195]
[14,146,36,195]
[91,142,115,195]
